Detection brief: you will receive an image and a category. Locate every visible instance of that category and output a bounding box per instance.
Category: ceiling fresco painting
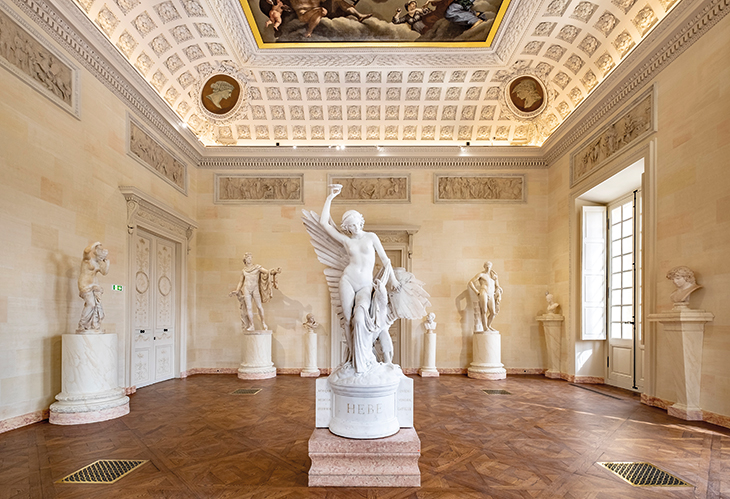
[71,0,682,147]
[239,0,510,46]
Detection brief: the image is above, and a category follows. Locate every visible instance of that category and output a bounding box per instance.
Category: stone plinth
[50,333,129,425]
[648,308,714,421]
[301,331,320,378]
[537,314,564,379]
[468,330,506,380]
[419,331,439,377]
[238,330,276,380]
[308,427,421,487]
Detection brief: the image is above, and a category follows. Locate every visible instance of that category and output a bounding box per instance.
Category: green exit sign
[112,285,123,291]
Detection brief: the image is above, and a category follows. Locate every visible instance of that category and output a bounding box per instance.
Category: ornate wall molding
[127,114,188,194]
[197,156,547,170]
[119,186,197,252]
[214,174,303,204]
[0,2,79,117]
[434,174,526,203]
[328,174,410,203]
[570,88,655,186]
[8,0,202,164]
[544,0,730,165]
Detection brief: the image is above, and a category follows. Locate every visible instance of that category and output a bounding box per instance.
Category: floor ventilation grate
[56,459,148,484]
[599,462,692,487]
[231,388,262,395]
[570,384,623,400]
[483,389,511,395]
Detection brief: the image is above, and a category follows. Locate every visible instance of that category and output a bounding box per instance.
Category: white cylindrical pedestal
[49,333,130,425]
[238,330,276,379]
[301,331,320,377]
[468,330,506,380]
[537,315,564,379]
[419,332,439,377]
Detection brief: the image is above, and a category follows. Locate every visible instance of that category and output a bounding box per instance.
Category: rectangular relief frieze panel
[434,174,525,203]
[327,174,410,203]
[0,4,78,117]
[571,89,655,186]
[214,174,304,204]
[128,117,187,194]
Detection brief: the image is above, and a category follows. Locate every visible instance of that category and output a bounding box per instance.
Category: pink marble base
[237,368,276,380]
[468,368,506,380]
[308,428,421,487]
[545,370,561,379]
[49,402,129,425]
[301,370,321,378]
[0,409,49,434]
[418,369,439,377]
[668,405,703,421]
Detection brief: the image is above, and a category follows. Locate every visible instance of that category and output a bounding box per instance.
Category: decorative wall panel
[434,174,526,203]
[0,3,78,117]
[570,88,655,186]
[328,174,410,203]
[214,174,304,204]
[127,117,187,193]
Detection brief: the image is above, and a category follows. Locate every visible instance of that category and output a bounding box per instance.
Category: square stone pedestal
[308,428,421,487]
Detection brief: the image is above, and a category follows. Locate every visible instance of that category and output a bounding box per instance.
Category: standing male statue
[468,261,503,332]
[229,253,281,331]
[77,242,110,332]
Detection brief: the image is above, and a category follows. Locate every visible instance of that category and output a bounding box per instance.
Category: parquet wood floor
[1,374,729,498]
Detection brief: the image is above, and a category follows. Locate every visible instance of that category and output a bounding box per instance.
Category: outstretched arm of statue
[320,184,348,243]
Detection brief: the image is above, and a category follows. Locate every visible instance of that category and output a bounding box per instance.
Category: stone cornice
[197,156,548,170]
[542,0,730,165]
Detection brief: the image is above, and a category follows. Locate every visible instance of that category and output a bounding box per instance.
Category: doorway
[132,229,177,388]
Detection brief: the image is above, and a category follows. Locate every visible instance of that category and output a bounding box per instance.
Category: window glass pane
[622,236,633,255]
[611,223,621,241]
[622,305,633,322]
[622,323,633,339]
[612,273,621,290]
[612,256,621,273]
[622,202,633,221]
[611,322,622,339]
[622,288,633,305]
[622,220,633,237]
[612,206,622,221]
[623,271,632,288]
[622,254,632,271]
[612,306,621,322]
[612,239,621,256]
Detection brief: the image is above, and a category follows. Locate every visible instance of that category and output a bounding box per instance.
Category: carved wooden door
[133,229,176,388]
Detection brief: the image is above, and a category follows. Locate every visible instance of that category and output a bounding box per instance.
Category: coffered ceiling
[71,0,680,147]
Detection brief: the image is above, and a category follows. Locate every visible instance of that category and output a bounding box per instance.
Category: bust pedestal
[419,331,439,377]
[49,333,130,425]
[238,329,276,380]
[468,330,506,380]
[301,331,320,377]
[536,314,564,379]
[648,307,714,420]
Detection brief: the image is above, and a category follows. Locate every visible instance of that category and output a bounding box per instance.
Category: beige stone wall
[547,14,730,417]
[0,19,196,422]
[193,169,550,371]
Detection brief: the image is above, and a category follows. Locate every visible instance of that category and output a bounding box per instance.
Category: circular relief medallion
[507,76,546,115]
[158,275,172,297]
[135,271,149,294]
[201,74,240,115]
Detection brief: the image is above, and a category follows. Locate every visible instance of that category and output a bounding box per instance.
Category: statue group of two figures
[303,185,431,439]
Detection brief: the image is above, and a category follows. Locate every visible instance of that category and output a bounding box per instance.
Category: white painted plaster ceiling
[75,0,679,147]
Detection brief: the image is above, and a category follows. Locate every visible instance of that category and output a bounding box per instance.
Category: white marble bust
[424,312,437,332]
[303,313,319,334]
[666,266,702,309]
[545,291,560,316]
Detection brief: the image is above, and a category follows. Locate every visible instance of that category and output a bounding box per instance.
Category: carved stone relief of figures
[327,175,410,203]
[571,91,655,186]
[0,7,76,113]
[128,120,187,192]
[434,175,525,203]
[214,174,303,204]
